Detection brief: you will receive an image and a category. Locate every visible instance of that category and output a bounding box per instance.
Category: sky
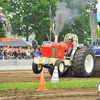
[97,0,100,23]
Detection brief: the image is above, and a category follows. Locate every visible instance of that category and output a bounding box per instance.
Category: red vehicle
[32,33,95,77]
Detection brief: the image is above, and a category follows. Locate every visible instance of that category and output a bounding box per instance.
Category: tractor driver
[67,36,73,56]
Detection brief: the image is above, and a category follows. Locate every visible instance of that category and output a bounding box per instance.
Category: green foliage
[0,22,7,38]
[6,0,58,44]
[58,0,97,43]
[0,0,8,7]
[1,0,97,44]
[97,27,100,38]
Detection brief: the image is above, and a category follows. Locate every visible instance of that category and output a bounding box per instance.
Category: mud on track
[0,69,100,83]
[0,69,100,100]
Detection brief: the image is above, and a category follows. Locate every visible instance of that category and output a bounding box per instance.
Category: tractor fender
[70,47,79,60]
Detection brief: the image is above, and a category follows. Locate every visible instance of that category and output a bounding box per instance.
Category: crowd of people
[0,45,42,60]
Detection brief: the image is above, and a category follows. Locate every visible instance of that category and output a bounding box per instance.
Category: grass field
[0,79,99,90]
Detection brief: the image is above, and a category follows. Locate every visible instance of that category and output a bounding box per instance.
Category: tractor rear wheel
[72,47,95,77]
[32,62,43,74]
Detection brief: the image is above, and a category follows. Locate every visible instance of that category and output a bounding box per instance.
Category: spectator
[7,45,10,53]
[22,49,26,59]
[0,46,41,60]
[11,46,14,52]
[0,47,2,59]
[18,47,22,52]
[39,47,42,56]
[25,50,27,54]
[30,48,34,59]
[1,51,5,60]
[1,51,7,60]
[4,47,8,58]
[17,50,22,59]
[10,49,15,59]
[13,48,18,59]
[33,48,40,57]
[28,46,30,50]
[2,46,4,52]
[7,49,13,59]
[0,46,1,53]
[26,49,31,59]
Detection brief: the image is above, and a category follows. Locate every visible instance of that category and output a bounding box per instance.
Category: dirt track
[0,69,100,100]
[0,69,100,83]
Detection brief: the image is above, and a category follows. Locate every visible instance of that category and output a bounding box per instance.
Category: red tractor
[32,33,96,77]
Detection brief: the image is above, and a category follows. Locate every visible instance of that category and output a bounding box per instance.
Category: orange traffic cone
[39,71,46,90]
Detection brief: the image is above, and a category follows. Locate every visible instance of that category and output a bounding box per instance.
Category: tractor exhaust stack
[55,35,58,42]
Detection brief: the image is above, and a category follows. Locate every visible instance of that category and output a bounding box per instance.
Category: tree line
[0,0,99,45]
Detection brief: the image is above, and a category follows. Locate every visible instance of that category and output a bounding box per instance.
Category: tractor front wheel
[49,59,69,77]
[32,62,43,74]
[55,59,65,77]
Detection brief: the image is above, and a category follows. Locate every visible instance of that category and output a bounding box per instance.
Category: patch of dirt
[0,87,100,100]
[0,69,100,100]
[0,69,100,83]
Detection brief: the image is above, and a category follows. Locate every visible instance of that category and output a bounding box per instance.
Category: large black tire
[72,47,96,77]
[49,60,69,77]
[49,67,69,77]
[48,67,54,76]
[60,68,69,77]
[55,59,65,77]
[55,59,69,77]
[32,62,43,74]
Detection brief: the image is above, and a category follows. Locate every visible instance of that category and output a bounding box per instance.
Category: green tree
[6,0,58,45]
[57,0,97,43]
[0,0,8,7]
[97,27,100,38]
